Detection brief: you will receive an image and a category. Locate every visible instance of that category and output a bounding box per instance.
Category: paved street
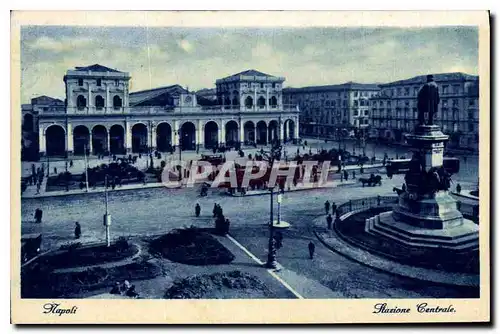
[21,160,479,298]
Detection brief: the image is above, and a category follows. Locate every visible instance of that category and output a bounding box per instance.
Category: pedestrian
[126,285,139,298]
[34,208,43,224]
[324,200,330,215]
[308,241,315,259]
[54,167,57,175]
[110,282,121,295]
[352,170,356,179]
[69,159,73,168]
[74,222,81,239]
[360,165,364,174]
[331,202,337,215]
[195,203,201,217]
[213,203,218,218]
[344,170,349,181]
[402,183,407,192]
[225,218,231,234]
[456,183,462,194]
[326,214,333,229]
[340,173,343,182]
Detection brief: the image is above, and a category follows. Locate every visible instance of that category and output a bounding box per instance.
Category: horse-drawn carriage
[359,174,382,187]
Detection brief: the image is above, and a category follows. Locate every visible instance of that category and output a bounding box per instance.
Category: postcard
[11,10,490,324]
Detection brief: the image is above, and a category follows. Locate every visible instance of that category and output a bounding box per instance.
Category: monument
[365,75,479,251]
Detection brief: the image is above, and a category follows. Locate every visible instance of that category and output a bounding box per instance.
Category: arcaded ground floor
[37,114,300,157]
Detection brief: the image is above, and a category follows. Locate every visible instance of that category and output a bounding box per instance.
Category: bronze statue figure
[417,74,440,125]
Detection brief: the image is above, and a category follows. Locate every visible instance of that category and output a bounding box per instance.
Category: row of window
[77,78,121,87]
[219,82,280,91]
[242,96,278,108]
[372,120,477,133]
[371,98,477,108]
[353,110,370,116]
[371,107,478,120]
[76,94,123,109]
[379,84,464,98]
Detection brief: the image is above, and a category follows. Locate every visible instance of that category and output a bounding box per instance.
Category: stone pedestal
[364,124,479,253]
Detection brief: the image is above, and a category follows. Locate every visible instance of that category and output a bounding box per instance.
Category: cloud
[20,26,478,103]
[177,39,194,53]
[27,36,94,52]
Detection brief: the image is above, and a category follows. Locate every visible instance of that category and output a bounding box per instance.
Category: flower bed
[164,270,271,299]
[21,261,161,298]
[35,239,138,269]
[149,228,235,266]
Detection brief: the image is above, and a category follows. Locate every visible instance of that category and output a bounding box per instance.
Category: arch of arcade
[36,65,300,157]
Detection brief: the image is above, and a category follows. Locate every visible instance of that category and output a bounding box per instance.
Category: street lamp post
[266,186,277,268]
[83,143,89,192]
[103,174,111,247]
[176,129,182,181]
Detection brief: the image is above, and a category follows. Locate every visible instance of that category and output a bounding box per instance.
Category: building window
[272,83,276,88]
[413,87,419,96]
[453,85,461,94]
[404,87,410,96]
[78,78,83,86]
[442,85,449,94]
[468,123,474,132]
[97,78,102,86]
[353,110,358,116]
[113,95,122,109]
[269,96,277,107]
[95,95,105,109]
[398,88,402,96]
[245,96,253,108]
[76,95,86,109]
[260,83,264,88]
[115,80,119,86]
[469,99,475,106]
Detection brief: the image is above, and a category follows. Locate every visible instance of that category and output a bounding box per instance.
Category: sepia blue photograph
[11,10,490,324]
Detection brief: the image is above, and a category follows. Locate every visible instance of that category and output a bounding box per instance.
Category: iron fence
[336,195,479,223]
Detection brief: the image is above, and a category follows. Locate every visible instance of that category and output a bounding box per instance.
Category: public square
[21,138,480,299]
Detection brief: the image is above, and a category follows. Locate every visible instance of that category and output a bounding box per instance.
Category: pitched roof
[129,84,187,106]
[283,82,380,94]
[74,64,123,73]
[31,95,64,105]
[218,69,280,81]
[380,72,478,87]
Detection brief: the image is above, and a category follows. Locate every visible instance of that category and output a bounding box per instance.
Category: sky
[20,26,478,103]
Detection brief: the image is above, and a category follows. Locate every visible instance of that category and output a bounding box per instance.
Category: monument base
[365,211,479,252]
[392,191,464,229]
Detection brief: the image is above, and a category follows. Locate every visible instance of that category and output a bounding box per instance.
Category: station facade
[27,65,300,157]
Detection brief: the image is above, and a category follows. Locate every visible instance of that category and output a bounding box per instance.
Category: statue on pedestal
[417,75,440,125]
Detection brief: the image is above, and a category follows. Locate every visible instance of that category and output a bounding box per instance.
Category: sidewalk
[227,180,356,197]
[312,216,479,287]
